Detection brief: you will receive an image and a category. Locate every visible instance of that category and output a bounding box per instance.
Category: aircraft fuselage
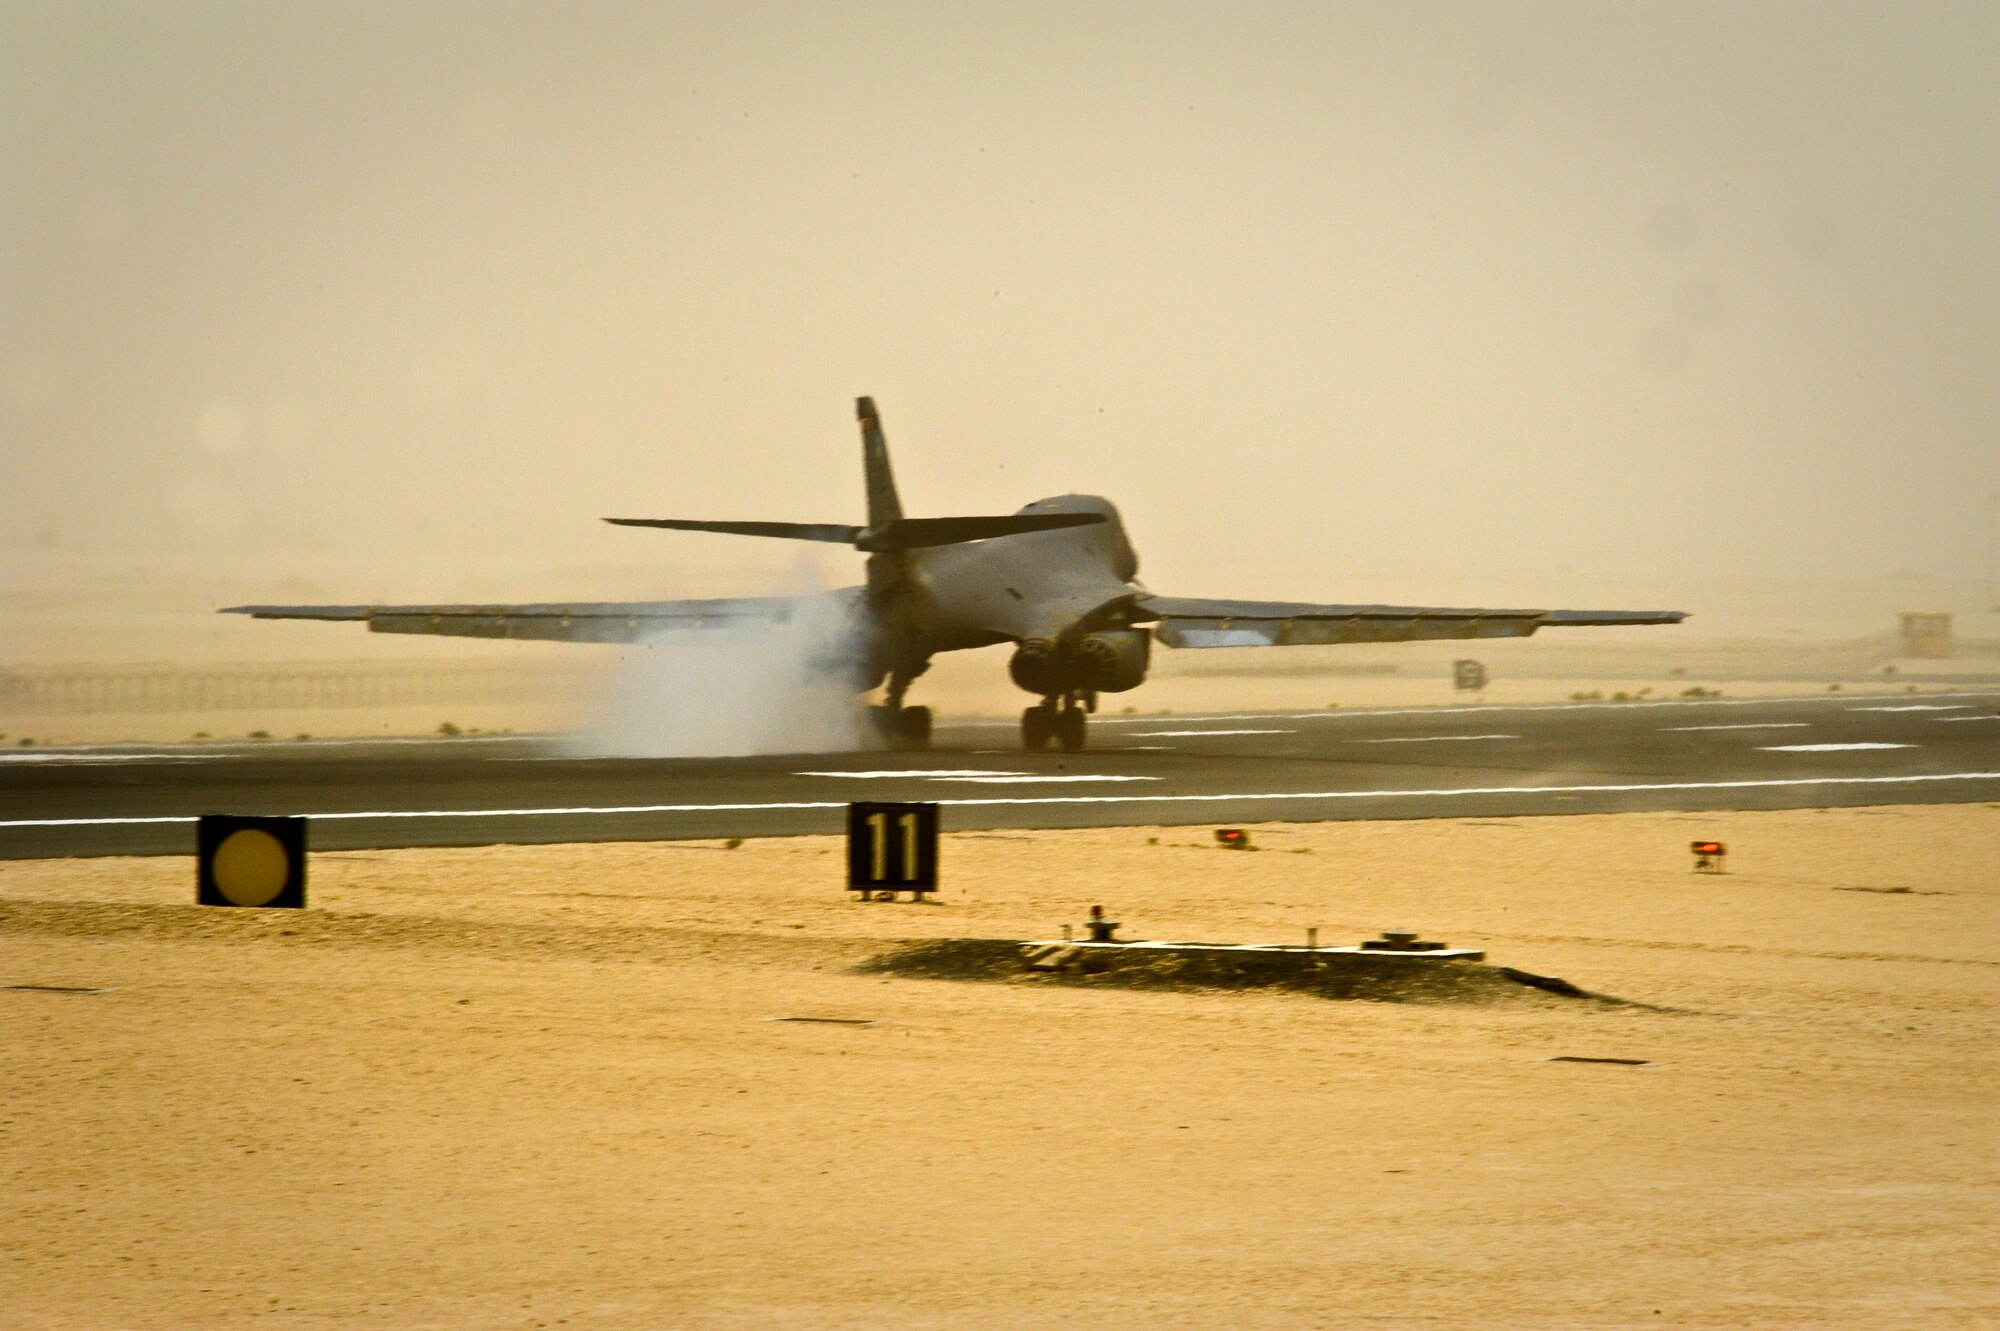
[876,494,1153,703]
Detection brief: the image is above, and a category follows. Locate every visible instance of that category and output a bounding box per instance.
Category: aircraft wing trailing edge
[220,595,822,644]
[1138,596,1686,648]
[604,512,1102,551]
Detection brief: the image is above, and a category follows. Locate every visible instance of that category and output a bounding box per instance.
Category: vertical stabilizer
[857,396,904,527]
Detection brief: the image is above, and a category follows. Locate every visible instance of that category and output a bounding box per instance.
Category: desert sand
[3,804,1996,1328]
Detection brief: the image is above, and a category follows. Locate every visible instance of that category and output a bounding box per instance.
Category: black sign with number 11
[847,802,939,895]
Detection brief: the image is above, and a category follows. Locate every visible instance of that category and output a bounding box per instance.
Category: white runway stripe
[1761,742,1914,752]
[6,771,1996,830]
[1350,734,1517,744]
[1661,723,1811,732]
[1129,728,1295,737]
[1847,704,1968,713]
[0,753,218,764]
[794,770,1024,778]
[794,770,1160,783]
[932,774,1162,784]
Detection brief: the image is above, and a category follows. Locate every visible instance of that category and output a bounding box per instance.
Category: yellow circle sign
[211,828,292,907]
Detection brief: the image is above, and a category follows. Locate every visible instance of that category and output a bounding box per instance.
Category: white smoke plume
[566,590,873,757]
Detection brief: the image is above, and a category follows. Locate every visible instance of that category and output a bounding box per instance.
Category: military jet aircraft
[226,397,1685,751]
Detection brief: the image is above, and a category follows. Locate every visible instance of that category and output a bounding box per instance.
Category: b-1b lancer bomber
[227,397,1685,751]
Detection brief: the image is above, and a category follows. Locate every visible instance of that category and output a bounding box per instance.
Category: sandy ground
[0,672,1969,746]
[2,804,1996,1329]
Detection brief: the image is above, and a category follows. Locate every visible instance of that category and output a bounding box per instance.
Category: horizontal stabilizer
[604,512,1104,551]
[604,519,862,544]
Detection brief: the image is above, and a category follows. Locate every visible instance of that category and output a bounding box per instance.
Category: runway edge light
[198,815,306,908]
[1691,840,1727,874]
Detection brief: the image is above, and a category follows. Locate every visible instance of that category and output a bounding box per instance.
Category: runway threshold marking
[8,772,1997,831]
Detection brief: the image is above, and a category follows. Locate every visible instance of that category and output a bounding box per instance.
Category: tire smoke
[566,590,872,757]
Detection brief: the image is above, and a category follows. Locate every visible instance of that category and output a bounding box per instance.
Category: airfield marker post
[846,802,939,902]
[197,814,307,909]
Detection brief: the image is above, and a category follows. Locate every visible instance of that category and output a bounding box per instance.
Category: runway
[4,690,1996,858]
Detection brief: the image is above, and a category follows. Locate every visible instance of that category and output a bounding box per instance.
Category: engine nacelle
[1072,630,1150,693]
[1009,631,1151,696]
[1008,638,1065,695]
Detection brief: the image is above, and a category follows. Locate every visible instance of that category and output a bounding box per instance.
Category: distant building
[1898,612,1953,659]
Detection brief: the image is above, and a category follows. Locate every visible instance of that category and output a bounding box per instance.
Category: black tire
[866,706,898,744]
[1056,705,1087,752]
[896,705,932,749]
[1021,705,1053,751]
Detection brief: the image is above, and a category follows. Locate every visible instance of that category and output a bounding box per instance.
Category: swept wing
[221,595,828,645]
[1139,596,1686,648]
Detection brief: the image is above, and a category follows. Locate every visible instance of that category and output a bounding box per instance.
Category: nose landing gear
[1021,694,1090,752]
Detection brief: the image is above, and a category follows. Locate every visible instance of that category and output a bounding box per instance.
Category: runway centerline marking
[1938,715,2000,723]
[1760,742,1915,752]
[1661,722,1811,732]
[1350,734,1517,744]
[7,772,1996,830]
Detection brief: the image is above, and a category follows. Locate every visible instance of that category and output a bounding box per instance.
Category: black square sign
[846,802,939,895]
[197,815,307,908]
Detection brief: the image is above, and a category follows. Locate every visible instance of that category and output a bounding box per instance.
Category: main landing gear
[870,662,932,750]
[1021,694,1091,752]
[869,703,932,749]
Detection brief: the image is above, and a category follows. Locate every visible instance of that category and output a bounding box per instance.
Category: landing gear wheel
[1056,704,1087,752]
[1021,705,1054,751]
[896,705,932,749]
[871,704,932,750]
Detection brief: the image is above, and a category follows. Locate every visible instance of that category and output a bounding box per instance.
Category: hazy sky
[4,1,1994,602]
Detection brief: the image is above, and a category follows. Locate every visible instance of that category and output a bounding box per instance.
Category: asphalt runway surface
[4,690,1997,859]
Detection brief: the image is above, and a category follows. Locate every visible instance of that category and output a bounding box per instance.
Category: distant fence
[0,663,581,716]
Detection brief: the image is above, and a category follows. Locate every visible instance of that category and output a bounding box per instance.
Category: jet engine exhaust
[1008,630,1150,696]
